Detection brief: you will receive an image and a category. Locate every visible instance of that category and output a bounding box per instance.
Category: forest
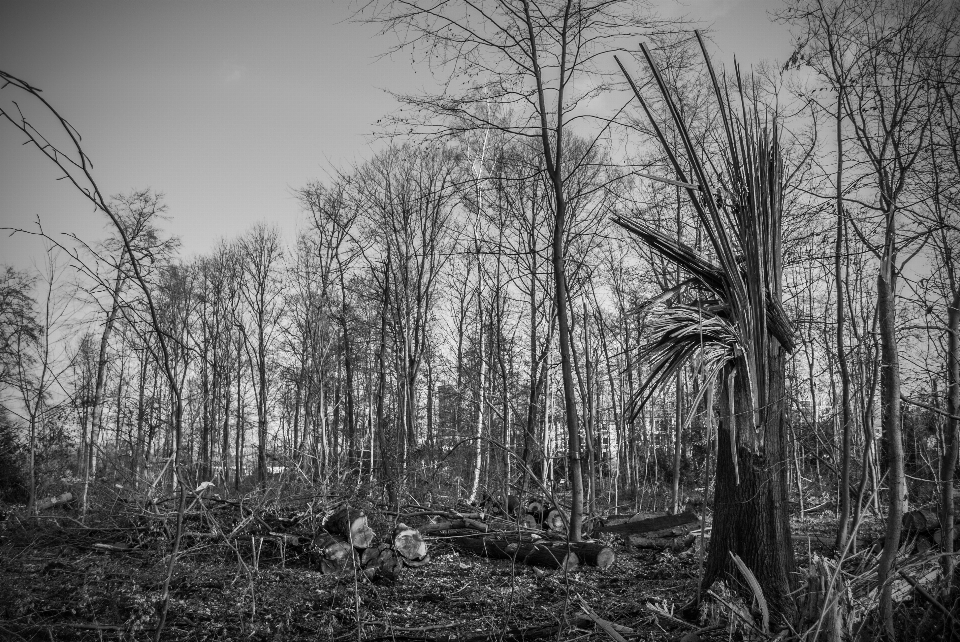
[1,0,959,640]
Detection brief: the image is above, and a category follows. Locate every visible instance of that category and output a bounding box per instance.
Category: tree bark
[834,87,853,552]
[703,361,796,622]
[83,265,124,516]
[941,291,960,586]
[877,232,905,637]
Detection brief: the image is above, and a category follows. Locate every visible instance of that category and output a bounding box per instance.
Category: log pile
[417,506,616,571]
[597,511,699,552]
[901,508,960,554]
[312,508,427,581]
[323,507,376,548]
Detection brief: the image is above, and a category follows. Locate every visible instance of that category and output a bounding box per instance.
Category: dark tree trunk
[834,88,853,552]
[941,291,960,585]
[703,357,796,623]
[343,318,356,467]
[877,232,904,636]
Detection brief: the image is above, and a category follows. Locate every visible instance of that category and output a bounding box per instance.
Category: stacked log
[324,507,376,548]
[421,510,615,570]
[597,511,698,551]
[311,533,358,576]
[543,509,565,532]
[901,508,960,554]
[360,543,403,581]
[310,509,429,581]
[36,492,74,511]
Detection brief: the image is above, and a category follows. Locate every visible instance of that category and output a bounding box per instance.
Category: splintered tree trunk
[704,359,795,622]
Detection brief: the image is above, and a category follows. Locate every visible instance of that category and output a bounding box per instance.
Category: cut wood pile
[597,510,699,552]
[203,504,429,581]
[900,508,960,554]
[62,493,432,583]
[310,508,429,581]
[408,501,617,571]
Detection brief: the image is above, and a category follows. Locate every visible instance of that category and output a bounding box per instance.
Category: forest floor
[0,494,864,642]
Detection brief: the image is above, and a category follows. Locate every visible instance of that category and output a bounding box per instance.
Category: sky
[0,0,795,275]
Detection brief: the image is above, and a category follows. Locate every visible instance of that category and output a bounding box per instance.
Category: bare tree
[362,0,678,540]
[356,144,460,497]
[784,0,955,630]
[236,223,284,486]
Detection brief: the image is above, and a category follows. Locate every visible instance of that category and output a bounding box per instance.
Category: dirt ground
[0,498,847,642]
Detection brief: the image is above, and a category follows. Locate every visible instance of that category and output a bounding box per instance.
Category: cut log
[451,536,578,571]
[932,528,960,545]
[393,523,428,565]
[311,533,359,575]
[519,514,538,529]
[361,543,403,582]
[420,517,489,534]
[598,511,698,535]
[602,511,669,529]
[902,509,941,533]
[506,542,579,571]
[420,520,461,534]
[481,491,520,515]
[629,533,696,551]
[545,542,616,569]
[544,509,565,532]
[324,507,376,548]
[36,492,73,511]
[526,499,546,516]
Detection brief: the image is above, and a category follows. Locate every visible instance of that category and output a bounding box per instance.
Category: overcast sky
[0,0,793,274]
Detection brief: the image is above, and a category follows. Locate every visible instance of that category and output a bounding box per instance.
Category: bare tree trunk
[835,87,853,552]
[469,308,487,504]
[941,291,960,586]
[257,320,268,486]
[671,374,683,514]
[133,351,148,489]
[343,317,356,467]
[221,362,231,488]
[377,253,396,505]
[583,306,597,518]
[234,340,243,490]
[552,204,583,542]
[877,228,905,637]
[83,266,124,516]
